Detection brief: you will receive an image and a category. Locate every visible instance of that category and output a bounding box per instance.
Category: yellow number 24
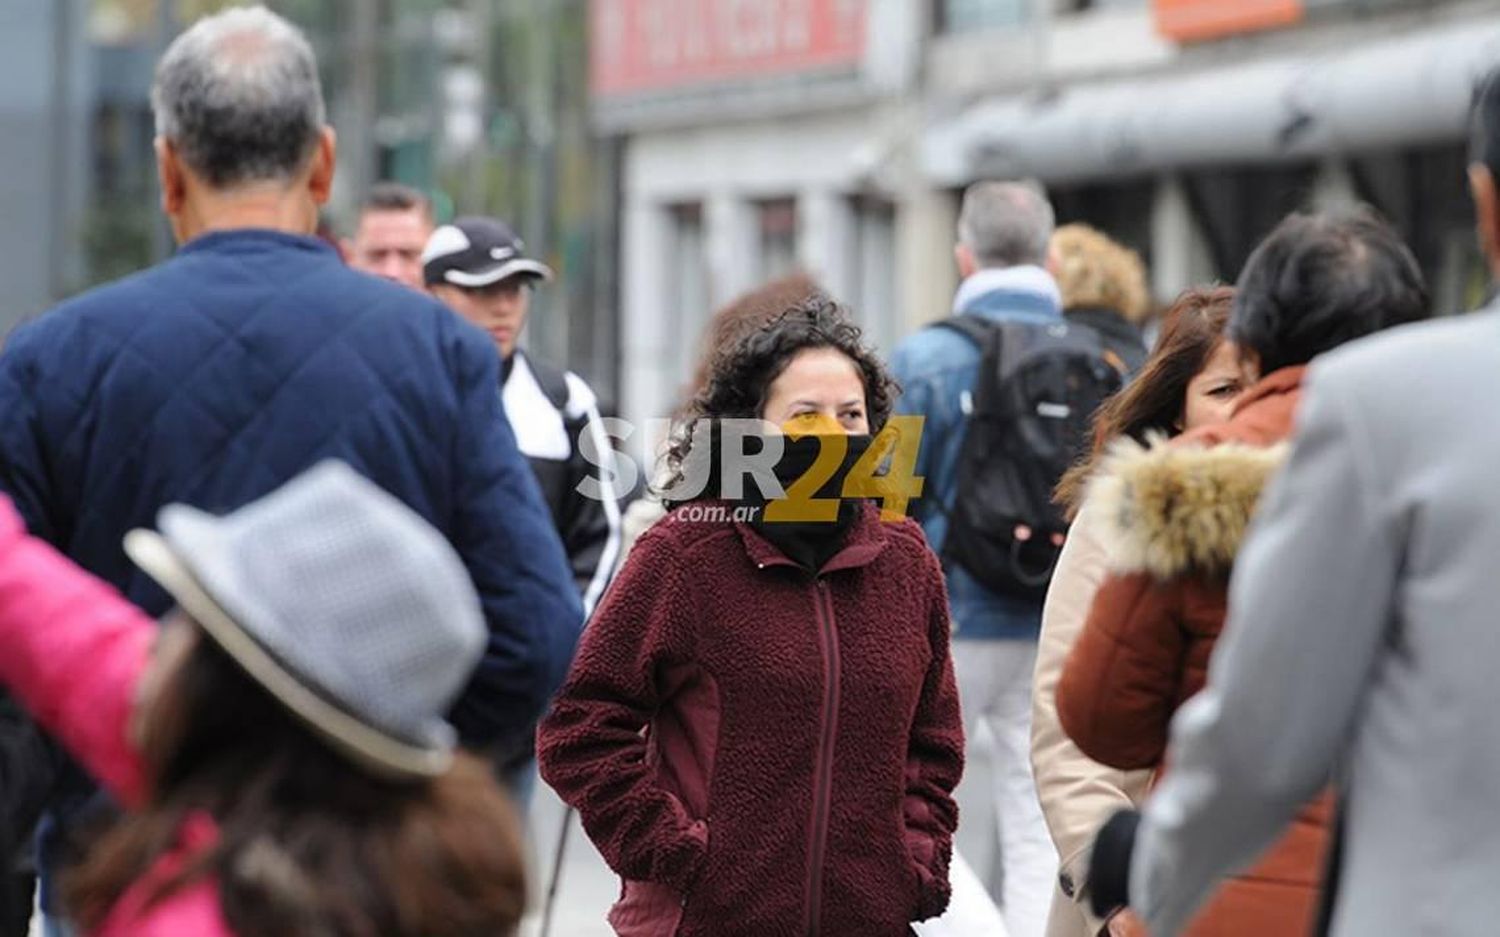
[761,416,926,523]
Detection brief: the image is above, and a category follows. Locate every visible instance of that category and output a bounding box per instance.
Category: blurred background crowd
[6,0,1500,475]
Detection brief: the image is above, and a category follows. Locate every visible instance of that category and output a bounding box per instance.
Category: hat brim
[440,258,554,288]
[123,528,452,780]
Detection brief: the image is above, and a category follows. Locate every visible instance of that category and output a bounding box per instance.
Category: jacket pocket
[904,829,952,921]
[607,879,686,937]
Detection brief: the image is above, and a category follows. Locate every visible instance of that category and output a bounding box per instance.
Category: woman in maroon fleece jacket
[538,297,964,937]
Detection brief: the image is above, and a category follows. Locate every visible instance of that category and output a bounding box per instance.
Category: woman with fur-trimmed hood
[1056,209,1431,936]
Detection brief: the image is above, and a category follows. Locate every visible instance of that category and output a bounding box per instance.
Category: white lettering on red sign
[592,0,868,95]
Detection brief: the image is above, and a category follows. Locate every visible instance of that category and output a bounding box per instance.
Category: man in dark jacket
[0,8,582,926]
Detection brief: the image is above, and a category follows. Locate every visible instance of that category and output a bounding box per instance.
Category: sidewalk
[519,783,616,937]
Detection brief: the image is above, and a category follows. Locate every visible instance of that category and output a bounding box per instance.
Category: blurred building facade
[1,0,616,413]
[0,1,93,328]
[596,0,1500,448]
[7,1,1499,440]
[0,0,451,325]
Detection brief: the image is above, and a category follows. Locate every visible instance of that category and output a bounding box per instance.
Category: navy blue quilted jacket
[0,229,583,749]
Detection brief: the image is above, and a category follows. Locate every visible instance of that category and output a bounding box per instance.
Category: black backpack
[933,315,1124,600]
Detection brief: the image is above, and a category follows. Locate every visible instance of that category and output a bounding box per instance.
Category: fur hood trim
[1087,437,1289,578]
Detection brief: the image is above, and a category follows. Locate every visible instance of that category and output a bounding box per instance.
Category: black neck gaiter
[747,433,873,572]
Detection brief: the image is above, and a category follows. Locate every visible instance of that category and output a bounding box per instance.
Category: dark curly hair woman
[538,295,966,936]
[661,294,898,517]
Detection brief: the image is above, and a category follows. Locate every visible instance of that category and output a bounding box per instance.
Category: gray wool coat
[1131,304,1500,937]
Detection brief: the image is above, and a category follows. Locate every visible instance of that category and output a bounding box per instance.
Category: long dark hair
[660,293,897,505]
[1054,286,1235,516]
[64,625,526,937]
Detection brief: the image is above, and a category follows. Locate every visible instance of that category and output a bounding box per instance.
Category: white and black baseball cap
[421,216,555,289]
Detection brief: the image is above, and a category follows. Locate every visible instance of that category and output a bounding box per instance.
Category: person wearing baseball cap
[423,217,623,798]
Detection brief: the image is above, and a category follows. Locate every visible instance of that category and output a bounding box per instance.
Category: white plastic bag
[912,850,1011,937]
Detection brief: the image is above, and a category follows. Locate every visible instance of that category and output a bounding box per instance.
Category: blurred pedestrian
[616,271,822,566]
[1031,287,1243,937]
[1058,208,1431,935]
[538,296,965,936]
[346,182,433,290]
[0,7,580,930]
[1077,68,1500,937]
[893,180,1101,937]
[1051,224,1152,376]
[0,463,527,936]
[0,698,59,936]
[424,216,621,618]
[424,215,619,806]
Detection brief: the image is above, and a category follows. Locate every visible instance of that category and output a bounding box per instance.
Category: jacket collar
[952,265,1062,316]
[177,227,337,258]
[1086,365,1310,578]
[735,501,889,576]
[1231,365,1307,418]
[501,349,524,384]
[1065,307,1142,346]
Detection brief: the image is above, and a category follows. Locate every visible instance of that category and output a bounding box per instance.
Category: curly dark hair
[660,293,898,504]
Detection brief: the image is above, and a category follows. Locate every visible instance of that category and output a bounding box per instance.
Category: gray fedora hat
[123,461,485,779]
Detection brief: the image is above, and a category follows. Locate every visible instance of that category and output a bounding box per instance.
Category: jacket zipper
[805,578,840,937]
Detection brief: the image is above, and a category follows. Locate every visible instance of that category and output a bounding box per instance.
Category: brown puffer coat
[1056,367,1331,937]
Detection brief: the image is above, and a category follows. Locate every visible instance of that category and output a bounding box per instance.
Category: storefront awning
[922,20,1500,185]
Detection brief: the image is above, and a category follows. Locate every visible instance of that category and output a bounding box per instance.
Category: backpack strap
[520,353,572,412]
[923,315,1002,524]
[929,313,998,349]
[929,314,1006,419]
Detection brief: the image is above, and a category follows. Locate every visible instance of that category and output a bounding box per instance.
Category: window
[1351,145,1488,316]
[935,0,1031,32]
[666,203,709,386]
[1064,0,1147,11]
[937,0,1144,28]
[757,198,799,283]
[1182,164,1319,281]
[849,196,899,352]
[1050,178,1155,272]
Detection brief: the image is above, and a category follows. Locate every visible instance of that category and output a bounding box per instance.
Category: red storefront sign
[591,0,868,96]
[1154,0,1304,42]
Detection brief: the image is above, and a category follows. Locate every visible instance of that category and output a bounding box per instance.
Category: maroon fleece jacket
[537,501,964,937]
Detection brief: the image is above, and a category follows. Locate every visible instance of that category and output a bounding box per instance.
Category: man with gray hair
[956,180,1057,274]
[891,180,1069,937]
[0,7,580,930]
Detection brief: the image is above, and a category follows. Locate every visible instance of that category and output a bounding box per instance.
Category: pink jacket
[0,498,232,935]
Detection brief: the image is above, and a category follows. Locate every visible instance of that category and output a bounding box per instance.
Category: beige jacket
[1031,495,1153,937]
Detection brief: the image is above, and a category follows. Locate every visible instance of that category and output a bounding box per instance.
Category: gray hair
[957,180,1056,269]
[151,6,326,189]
